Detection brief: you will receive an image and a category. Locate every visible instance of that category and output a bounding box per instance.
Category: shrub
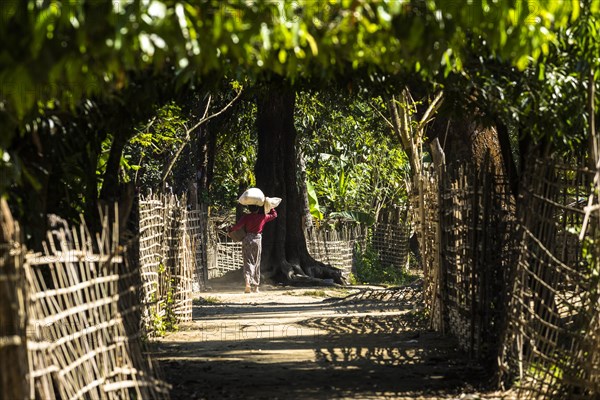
[354,244,409,286]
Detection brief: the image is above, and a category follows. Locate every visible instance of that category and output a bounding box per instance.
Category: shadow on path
[151,286,491,400]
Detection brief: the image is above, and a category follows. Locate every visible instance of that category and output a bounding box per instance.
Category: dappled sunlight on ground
[151,285,514,399]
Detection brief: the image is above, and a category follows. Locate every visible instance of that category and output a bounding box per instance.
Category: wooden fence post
[0,199,29,400]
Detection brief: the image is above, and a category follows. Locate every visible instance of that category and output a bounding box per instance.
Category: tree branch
[369,101,394,129]
[388,95,410,151]
[186,89,242,136]
[161,88,243,184]
[419,90,444,127]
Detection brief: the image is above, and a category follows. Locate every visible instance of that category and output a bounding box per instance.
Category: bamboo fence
[208,222,244,279]
[415,150,600,398]
[5,151,597,399]
[0,202,169,400]
[206,211,411,281]
[441,159,515,362]
[500,158,600,399]
[138,194,207,330]
[414,156,516,362]
[306,223,365,277]
[186,207,210,291]
[412,171,443,332]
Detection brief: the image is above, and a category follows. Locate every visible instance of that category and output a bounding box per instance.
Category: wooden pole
[470,164,480,358]
[588,68,598,170]
[0,199,29,400]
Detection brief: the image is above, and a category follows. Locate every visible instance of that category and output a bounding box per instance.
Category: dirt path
[151,284,510,399]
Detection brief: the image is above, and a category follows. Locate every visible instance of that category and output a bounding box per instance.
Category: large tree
[255,79,343,283]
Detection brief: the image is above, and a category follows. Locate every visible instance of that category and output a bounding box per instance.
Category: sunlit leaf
[330,211,375,225]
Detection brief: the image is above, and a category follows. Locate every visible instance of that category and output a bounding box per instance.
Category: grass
[193,296,221,305]
[302,290,328,297]
[284,288,351,298]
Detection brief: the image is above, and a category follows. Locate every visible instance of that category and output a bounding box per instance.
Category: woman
[229,205,277,293]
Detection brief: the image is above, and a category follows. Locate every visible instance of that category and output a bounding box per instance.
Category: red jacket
[230,209,277,234]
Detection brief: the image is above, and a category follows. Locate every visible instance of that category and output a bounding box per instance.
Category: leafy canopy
[297,90,408,219]
[0,0,584,200]
[0,0,580,131]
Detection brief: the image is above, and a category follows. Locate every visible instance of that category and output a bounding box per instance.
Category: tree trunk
[207,130,217,190]
[98,126,136,236]
[255,79,344,285]
[100,126,128,202]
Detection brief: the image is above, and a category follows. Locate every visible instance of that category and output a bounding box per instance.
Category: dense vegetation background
[0,1,596,278]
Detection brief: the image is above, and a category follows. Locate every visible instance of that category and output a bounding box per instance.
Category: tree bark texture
[100,124,133,209]
[255,80,343,284]
[428,115,506,176]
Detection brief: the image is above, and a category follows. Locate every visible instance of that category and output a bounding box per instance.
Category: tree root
[282,259,346,286]
[209,258,347,288]
[286,274,342,287]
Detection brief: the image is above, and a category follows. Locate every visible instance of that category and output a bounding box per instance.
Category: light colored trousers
[242,233,262,286]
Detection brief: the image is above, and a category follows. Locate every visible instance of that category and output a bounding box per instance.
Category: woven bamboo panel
[415,156,516,363]
[203,217,242,279]
[162,197,193,323]
[412,171,443,332]
[206,215,411,281]
[307,238,355,274]
[138,198,164,332]
[24,216,168,400]
[213,239,243,278]
[501,158,600,399]
[185,208,209,291]
[306,224,364,275]
[371,222,411,272]
[138,195,206,329]
[440,161,515,360]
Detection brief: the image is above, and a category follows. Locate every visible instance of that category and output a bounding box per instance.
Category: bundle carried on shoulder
[263,196,282,214]
[238,188,265,206]
[238,188,282,214]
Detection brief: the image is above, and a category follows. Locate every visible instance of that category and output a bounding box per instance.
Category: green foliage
[157,263,166,275]
[149,308,172,338]
[209,99,258,208]
[347,272,359,286]
[306,180,324,220]
[355,244,410,286]
[95,134,113,194]
[297,90,409,218]
[150,274,179,337]
[5,100,108,235]
[0,0,589,227]
[125,102,188,192]
[0,0,578,135]
[330,211,375,226]
[527,361,565,382]
[442,9,600,156]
